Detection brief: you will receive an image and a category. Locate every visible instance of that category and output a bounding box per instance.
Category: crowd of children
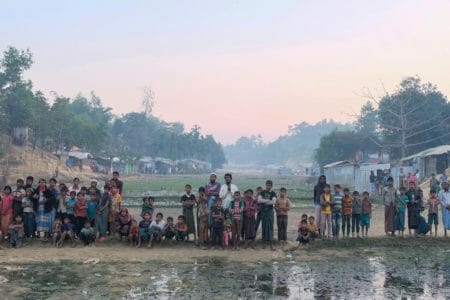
[1,172,449,250]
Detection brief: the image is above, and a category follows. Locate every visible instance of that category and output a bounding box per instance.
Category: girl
[243,189,257,248]
[1,186,14,240]
[360,191,372,237]
[320,184,333,239]
[223,211,232,248]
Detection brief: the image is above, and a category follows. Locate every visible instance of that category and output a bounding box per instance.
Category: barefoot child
[129,219,139,246]
[275,187,292,244]
[74,192,88,236]
[8,214,24,248]
[79,220,96,246]
[138,212,152,247]
[396,187,409,237]
[52,219,62,247]
[180,184,196,242]
[148,212,166,248]
[352,191,362,238]
[332,184,343,239]
[65,191,77,225]
[163,217,176,241]
[223,211,232,248]
[427,189,439,237]
[307,216,319,240]
[175,215,188,242]
[243,189,257,248]
[361,191,372,237]
[229,191,244,250]
[22,188,35,239]
[342,188,352,238]
[197,187,209,247]
[320,184,333,239]
[297,219,309,245]
[211,198,225,249]
[61,217,75,247]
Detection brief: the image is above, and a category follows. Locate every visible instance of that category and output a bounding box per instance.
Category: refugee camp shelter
[354,162,391,192]
[401,145,450,178]
[323,161,355,188]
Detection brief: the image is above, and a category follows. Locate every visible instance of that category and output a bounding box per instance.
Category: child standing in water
[396,187,409,238]
[275,187,292,245]
[320,184,333,239]
[360,191,372,237]
[352,191,362,238]
[342,188,352,239]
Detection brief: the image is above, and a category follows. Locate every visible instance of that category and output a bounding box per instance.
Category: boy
[52,218,63,248]
[74,192,88,236]
[141,197,154,218]
[22,188,35,239]
[79,220,96,246]
[320,184,333,239]
[149,212,166,248]
[65,191,77,225]
[180,184,196,242]
[87,192,98,225]
[96,184,111,242]
[297,219,309,245]
[254,186,263,236]
[175,215,188,242]
[197,187,209,248]
[110,186,122,234]
[129,219,139,247]
[163,217,176,241]
[61,217,75,247]
[341,188,352,238]
[307,216,319,240]
[332,184,343,239]
[360,191,372,237]
[229,191,244,250]
[8,214,24,248]
[396,187,409,238]
[211,198,225,249]
[275,187,292,245]
[427,189,439,237]
[352,191,362,238]
[138,212,152,247]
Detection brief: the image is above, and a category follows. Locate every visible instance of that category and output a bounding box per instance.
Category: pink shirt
[1,194,14,216]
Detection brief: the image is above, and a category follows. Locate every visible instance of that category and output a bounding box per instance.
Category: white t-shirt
[150,220,166,231]
[219,183,239,209]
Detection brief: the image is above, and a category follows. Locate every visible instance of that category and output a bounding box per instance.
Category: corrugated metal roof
[323,160,354,168]
[401,145,450,161]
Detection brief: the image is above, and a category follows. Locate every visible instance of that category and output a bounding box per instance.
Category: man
[219,173,238,209]
[406,181,423,236]
[258,180,277,250]
[24,176,35,191]
[313,175,326,236]
[205,173,221,227]
[383,177,398,236]
[438,181,450,237]
[89,179,102,198]
[111,171,123,195]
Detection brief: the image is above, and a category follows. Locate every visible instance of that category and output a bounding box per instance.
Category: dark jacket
[313,175,327,205]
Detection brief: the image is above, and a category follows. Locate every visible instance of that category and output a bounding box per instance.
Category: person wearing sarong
[180,184,196,242]
[406,181,423,236]
[383,177,398,236]
[242,189,257,248]
[258,180,277,250]
[95,185,111,242]
[438,181,450,237]
[35,179,55,240]
[313,175,326,237]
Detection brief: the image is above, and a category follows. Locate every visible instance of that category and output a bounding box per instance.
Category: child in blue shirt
[65,191,77,225]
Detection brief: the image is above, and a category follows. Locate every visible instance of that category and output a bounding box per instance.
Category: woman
[1,186,14,239]
[35,179,56,240]
[115,207,132,237]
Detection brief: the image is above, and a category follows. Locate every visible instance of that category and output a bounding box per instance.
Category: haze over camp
[0,1,450,299]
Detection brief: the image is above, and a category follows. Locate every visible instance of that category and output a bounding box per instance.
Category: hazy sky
[1,1,450,144]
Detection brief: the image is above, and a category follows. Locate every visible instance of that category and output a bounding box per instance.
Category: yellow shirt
[322,193,332,214]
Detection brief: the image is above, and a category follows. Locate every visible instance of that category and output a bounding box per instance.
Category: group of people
[1,171,450,250]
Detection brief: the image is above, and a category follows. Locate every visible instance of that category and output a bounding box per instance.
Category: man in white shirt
[219,173,238,209]
[438,181,450,237]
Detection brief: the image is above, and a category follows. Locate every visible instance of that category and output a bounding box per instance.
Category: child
[141,197,154,218]
[109,186,122,234]
[342,188,352,238]
[197,187,209,248]
[297,219,309,245]
[332,184,343,239]
[22,188,35,238]
[229,191,244,250]
[65,191,77,225]
[149,212,166,248]
[8,214,24,248]
[254,186,263,235]
[427,189,439,237]
[180,184,196,242]
[61,217,75,247]
[352,191,362,238]
[243,189,257,248]
[320,184,333,239]
[360,191,372,237]
[163,217,176,241]
[307,216,319,240]
[223,211,232,248]
[396,187,409,237]
[275,187,292,244]
[1,186,14,240]
[87,191,98,225]
[57,187,68,221]
[74,192,87,236]
[211,198,225,249]
[138,212,152,247]
[129,219,139,247]
[175,215,188,242]
[79,220,96,246]
[53,218,63,247]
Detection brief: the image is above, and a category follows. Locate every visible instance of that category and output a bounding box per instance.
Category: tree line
[0,46,226,168]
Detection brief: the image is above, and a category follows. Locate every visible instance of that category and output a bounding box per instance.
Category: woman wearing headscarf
[115,207,132,237]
